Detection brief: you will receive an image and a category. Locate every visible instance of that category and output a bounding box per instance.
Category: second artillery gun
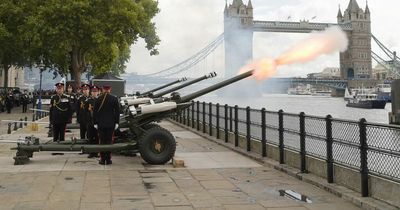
[10,70,254,165]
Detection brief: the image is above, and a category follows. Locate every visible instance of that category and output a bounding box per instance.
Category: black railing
[176,101,400,197]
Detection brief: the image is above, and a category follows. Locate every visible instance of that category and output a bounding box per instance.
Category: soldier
[86,85,100,158]
[21,90,29,113]
[93,85,119,165]
[5,90,14,114]
[76,84,90,139]
[50,83,72,148]
[66,84,77,116]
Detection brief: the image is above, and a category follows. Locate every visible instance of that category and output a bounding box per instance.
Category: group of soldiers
[1,90,30,113]
[49,82,120,165]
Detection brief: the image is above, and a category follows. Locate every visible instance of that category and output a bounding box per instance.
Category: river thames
[199,94,392,124]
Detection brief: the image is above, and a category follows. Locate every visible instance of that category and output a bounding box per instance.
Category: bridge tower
[338,0,372,79]
[224,0,253,78]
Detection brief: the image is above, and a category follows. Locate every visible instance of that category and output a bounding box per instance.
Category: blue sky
[126,0,399,78]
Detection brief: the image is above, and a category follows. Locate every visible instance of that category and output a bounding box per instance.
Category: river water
[198,94,392,124]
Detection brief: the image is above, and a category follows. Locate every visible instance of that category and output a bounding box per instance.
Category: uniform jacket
[93,93,119,128]
[76,95,89,124]
[50,94,72,124]
[85,96,96,126]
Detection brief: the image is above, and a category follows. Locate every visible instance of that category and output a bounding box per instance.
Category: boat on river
[346,93,387,109]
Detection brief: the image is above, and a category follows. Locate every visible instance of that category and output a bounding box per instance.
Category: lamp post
[86,64,92,84]
[37,60,45,111]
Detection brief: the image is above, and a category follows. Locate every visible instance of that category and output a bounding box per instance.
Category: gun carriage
[7,70,254,165]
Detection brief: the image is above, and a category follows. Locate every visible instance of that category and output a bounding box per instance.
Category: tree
[0,1,29,87]
[26,0,160,87]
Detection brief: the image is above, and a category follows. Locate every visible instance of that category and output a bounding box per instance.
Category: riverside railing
[173,101,400,198]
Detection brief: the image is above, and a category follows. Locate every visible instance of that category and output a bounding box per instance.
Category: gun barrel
[180,70,254,102]
[152,72,217,98]
[140,77,186,96]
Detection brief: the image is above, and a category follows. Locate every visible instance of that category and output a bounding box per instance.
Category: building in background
[307,67,340,79]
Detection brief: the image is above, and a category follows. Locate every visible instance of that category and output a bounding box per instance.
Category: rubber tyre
[141,123,160,130]
[138,126,176,164]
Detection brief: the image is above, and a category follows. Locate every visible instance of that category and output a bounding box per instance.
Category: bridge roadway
[0,117,365,209]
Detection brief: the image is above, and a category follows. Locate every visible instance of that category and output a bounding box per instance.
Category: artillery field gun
[5,70,254,165]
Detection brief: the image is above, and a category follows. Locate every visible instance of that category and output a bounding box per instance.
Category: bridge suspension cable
[143,33,224,78]
[371,34,400,77]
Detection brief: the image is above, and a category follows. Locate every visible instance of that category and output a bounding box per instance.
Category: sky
[126,0,400,78]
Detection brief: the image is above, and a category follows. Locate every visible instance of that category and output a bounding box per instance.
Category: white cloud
[127,0,400,77]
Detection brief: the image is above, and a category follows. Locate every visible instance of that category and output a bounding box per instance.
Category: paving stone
[223,204,265,210]
[150,192,190,206]
[142,177,173,183]
[155,206,194,210]
[190,198,222,208]
[80,202,112,210]
[81,192,111,203]
[145,182,181,193]
[13,201,46,210]
[302,202,362,210]
[200,180,236,190]
[43,201,80,210]
[111,203,155,210]
[259,199,303,208]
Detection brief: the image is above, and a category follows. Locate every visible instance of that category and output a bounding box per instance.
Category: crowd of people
[0,89,31,113]
[49,83,120,165]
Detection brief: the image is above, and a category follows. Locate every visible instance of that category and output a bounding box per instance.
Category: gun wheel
[138,126,176,164]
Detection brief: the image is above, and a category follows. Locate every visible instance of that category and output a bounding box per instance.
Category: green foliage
[1,0,160,86]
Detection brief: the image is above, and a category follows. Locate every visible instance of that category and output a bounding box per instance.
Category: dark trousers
[22,103,27,113]
[87,125,99,156]
[80,123,87,139]
[98,127,114,161]
[53,123,67,142]
[6,106,11,113]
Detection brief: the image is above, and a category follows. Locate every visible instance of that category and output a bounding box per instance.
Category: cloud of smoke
[240,26,349,80]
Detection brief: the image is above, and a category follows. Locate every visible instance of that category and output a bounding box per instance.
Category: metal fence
[176,101,400,197]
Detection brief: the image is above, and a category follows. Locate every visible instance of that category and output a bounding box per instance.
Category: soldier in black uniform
[66,84,77,121]
[5,90,14,114]
[86,85,100,158]
[76,84,90,139]
[21,90,29,113]
[93,85,119,165]
[50,83,72,145]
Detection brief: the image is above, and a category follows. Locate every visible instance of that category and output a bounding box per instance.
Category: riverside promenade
[0,114,362,209]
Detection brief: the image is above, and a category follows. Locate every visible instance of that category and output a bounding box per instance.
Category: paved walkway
[0,117,361,209]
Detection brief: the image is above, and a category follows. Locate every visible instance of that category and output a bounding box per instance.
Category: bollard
[7,123,11,134]
[13,122,18,131]
[24,116,28,126]
[19,118,23,128]
[32,114,35,122]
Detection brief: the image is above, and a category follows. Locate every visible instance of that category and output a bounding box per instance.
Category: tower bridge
[136,0,399,93]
